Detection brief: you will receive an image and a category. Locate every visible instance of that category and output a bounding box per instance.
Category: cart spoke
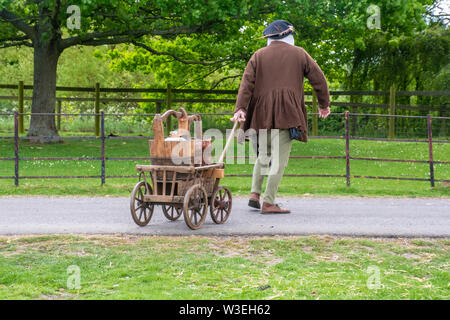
[193,210,198,225]
[162,204,182,221]
[143,207,148,219]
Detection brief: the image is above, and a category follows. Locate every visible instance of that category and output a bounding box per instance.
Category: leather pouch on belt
[289,127,302,140]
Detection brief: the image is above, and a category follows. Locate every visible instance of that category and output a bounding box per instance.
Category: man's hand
[319,107,330,119]
[231,109,246,122]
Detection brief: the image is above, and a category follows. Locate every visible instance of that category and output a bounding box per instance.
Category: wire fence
[0,111,448,188]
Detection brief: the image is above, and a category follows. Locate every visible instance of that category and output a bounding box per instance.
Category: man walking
[231,20,330,214]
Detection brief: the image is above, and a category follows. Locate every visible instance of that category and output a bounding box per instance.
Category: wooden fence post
[312,90,318,136]
[14,111,19,186]
[95,82,100,136]
[57,100,62,131]
[389,85,396,139]
[427,114,435,187]
[18,81,24,134]
[350,94,358,135]
[100,110,105,185]
[166,83,172,136]
[155,101,162,114]
[345,111,351,187]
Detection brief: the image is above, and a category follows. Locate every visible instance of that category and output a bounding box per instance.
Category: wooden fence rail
[0,82,448,136]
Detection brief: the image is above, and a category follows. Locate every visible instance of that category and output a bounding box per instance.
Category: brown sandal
[248,199,261,209]
[248,193,261,209]
[261,202,290,214]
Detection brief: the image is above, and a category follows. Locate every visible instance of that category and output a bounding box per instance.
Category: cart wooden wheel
[183,184,208,230]
[130,181,154,226]
[210,186,232,224]
[162,204,183,221]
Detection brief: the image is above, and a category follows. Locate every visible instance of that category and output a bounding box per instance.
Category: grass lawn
[0,136,449,197]
[0,235,448,300]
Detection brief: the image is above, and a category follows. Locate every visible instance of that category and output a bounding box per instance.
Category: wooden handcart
[130,108,237,230]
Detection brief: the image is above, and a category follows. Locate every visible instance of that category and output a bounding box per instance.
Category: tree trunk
[27,42,62,143]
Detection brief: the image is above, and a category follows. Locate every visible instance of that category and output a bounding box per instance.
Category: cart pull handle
[153,107,203,143]
[160,109,184,121]
[218,121,239,163]
[160,107,201,124]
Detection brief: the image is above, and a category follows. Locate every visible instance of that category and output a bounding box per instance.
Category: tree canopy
[104,0,448,93]
[0,0,448,140]
[0,0,278,141]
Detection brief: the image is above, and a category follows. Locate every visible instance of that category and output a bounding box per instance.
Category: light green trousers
[250,129,293,205]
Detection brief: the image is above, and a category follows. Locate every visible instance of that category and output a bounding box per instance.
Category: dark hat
[262,20,295,39]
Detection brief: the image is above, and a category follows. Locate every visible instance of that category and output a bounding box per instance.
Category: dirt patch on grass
[400,251,436,263]
[208,238,251,258]
[39,290,78,300]
[0,247,26,257]
[207,238,285,266]
[315,253,348,262]
[301,246,314,253]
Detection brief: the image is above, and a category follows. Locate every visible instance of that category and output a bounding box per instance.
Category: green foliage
[94,0,449,137]
[1,0,272,42]
[102,0,447,92]
[1,0,448,137]
[0,0,284,134]
[0,45,150,115]
[2,0,447,93]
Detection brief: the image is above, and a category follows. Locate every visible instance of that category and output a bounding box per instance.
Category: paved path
[0,197,449,237]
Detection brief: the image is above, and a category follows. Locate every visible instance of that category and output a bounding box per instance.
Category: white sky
[433,0,450,15]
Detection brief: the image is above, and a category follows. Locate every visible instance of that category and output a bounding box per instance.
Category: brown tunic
[234,41,330,142]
